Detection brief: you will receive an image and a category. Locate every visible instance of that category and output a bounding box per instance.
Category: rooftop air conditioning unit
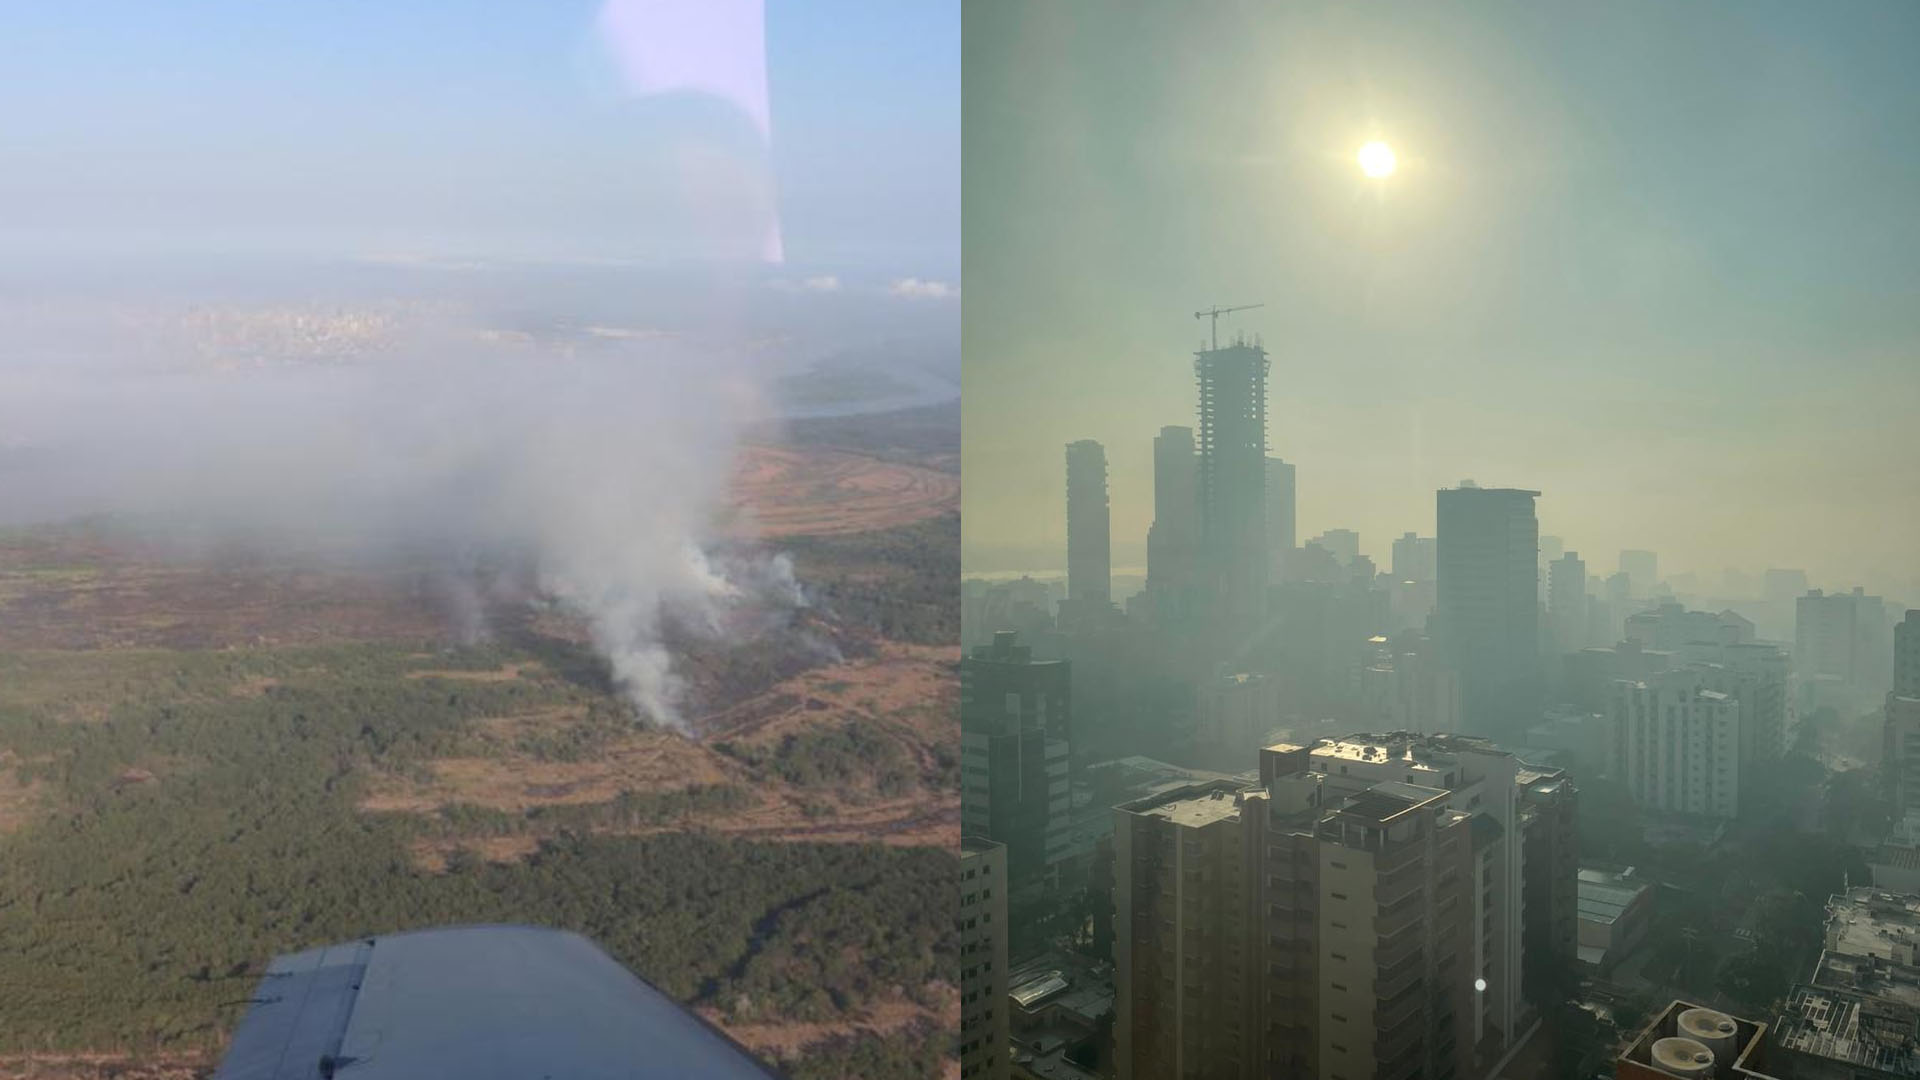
[1651,1036,1717,1078]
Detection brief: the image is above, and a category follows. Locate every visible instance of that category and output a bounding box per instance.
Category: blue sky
[0,1,958,273]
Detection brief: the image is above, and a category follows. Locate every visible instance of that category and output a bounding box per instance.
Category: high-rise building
[1357,632,1460,734]
[1615,602,1784,772]
[1885,697,1920,822]
[1618,550,1658,598]
[1264,775,1474,1080]
[960,837,1011,1080]
[1896,608,1920,698]
[1607,669,1741,819]
[1764,568,1808,604]
[1310,734,1554,1052]
[1536,530,1566,564]
[1796,587,1892,710]
[1147,426,1200,607]
[1677,638,1790,770]
[1266,456,1296,579]
[1519,767,1579,1007]
[961,632,1073,899]
[1195,342,1269,623]
[1388,533,1439,633]
[1110,736,1571,1080]
[1114,768,1478,1080]
[1435,484,1541,738]
[1195,670,1284,753]
[1308,528,1360,570]
[1113,779,1262,1080]
[1064,439,1111,611]
[1391,532,1437,584]
[1548,551,1587,655]
[1537,535,1563,607]
[1883,610,1920,818]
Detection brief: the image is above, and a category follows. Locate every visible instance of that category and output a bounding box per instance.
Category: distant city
[960,315,1920,1080]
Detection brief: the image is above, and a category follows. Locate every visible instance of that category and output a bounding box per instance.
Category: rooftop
[1310,731,1508,770]
[1577,868,1650,927]
[962,835,1003,857]
[1120,780,1250,828]
[1774,984,1920,1076]
[1817,888,1920,1008]
[1006,952,1113,1029]
[1333,781,1449,825]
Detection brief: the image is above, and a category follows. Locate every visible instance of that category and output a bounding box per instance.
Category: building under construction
[1195,337,1270,625]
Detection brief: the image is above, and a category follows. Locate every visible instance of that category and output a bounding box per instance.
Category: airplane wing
[211,924,782,1080]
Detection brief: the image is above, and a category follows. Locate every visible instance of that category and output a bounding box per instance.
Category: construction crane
[1193,303,1264,351]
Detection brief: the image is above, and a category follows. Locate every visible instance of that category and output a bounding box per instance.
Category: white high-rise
[1607,668,1741,819]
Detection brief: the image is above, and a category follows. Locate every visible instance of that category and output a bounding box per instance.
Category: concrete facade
[961,838,1012,1080]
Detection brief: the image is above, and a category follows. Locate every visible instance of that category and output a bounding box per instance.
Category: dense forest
[786,513,960,644]
[0,642,953,1075]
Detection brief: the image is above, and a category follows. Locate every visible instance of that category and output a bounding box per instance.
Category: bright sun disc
[1358,140,1397,178]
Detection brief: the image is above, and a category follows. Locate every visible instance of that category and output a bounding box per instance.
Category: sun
[1357,140,1397,178]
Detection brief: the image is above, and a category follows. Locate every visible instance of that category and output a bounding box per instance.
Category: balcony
[1377,892,1424,938]
[1375,978,1426,1035]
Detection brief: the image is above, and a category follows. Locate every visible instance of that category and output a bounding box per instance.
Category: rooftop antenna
[1194,303,1265,351]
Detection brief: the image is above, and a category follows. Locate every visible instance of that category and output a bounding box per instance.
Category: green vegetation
[786,1025,949,1080]
[785,514,958,644]
[773,401,959,472]
[716,720,917,798]
[415,785,759,838]
[0,643,954,1074]
[1580,759,1870,1013]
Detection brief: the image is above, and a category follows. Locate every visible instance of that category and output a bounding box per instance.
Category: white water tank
[1678,1007,1739,1066]
[1651,1036,1717,1078]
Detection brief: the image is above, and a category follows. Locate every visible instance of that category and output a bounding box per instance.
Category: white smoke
[0,299,797,732]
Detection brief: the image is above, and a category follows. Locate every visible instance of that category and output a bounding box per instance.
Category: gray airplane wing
[211,924,782,1080]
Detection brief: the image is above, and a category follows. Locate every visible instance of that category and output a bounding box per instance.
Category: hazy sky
[0,1,958,274]
[963,1,1920,597]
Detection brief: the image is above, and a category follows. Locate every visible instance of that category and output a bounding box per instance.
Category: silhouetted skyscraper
[1797,587,1891,709]
[1549,550,1587,654]
[1307,528,1359,569]
[1897,609,1920,699]
[1886,610,1920,818]
[1392,531,1437,582]
[1539,535,1564,595]
[1064,439,1111,609]
[1146,426,1199,607]
[1265,456,1295,576]
[1619,549,1658,597]
[1195,341,1268,622]
[1436,483,1541,737]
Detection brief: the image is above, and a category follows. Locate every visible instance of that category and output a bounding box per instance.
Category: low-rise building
[1771,984,1920,1079]
[1575,868,1652,973]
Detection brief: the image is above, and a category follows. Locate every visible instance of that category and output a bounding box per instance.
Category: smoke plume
[0,299,794,731]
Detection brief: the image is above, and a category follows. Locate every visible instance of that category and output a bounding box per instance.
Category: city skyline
[963,0,1920,596]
